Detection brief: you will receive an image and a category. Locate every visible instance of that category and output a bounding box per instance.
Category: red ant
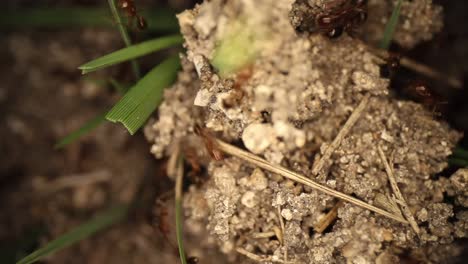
[194,125,224,161]
[291,0,368,38]
[405,80,447,115]
[118,0,148,30]
[315,0,368,38]
[222,65,253,108]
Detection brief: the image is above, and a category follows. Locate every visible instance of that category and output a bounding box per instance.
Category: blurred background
[0,0,467,263]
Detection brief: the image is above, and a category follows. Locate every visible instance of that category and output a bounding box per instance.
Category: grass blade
[175,156,187,264]
[379,0,403,50]
[54,112,107,149]
[0,8,178,32]
[16,204,129,264]
[448,157,468,168]
[453,147,468,160]
[79,35,183,74]
[106,55,180,134]
[107,0,141,79]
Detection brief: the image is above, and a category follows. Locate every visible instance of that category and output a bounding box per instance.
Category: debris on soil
[145,0,465,263]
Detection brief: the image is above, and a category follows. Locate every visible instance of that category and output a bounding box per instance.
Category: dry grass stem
[277,206,287,260]
[167,142,181,178]
[236,248,265,262]
[252,231,276,239]
[272,226,284,245]
[314,200,343,233]
[312,94,370,176]
[215,139,409,224]
[377,145,420,235]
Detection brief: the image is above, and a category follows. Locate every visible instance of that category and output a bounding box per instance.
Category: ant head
[327,26,344,38]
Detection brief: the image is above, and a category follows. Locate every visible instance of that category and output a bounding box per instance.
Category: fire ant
[194,125,224,161]
[222,65,253,108]
[405,80,447,115]
[118,0,148,30]
[381,52,401,79]
[316,0,368,38]
[290,0,368,38]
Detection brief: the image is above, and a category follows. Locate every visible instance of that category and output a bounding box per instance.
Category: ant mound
[145,0,466,263]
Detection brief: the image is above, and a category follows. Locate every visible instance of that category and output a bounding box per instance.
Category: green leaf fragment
[380,0,403,50]
[79,35,183,74]
[54,112,107,149]
[16,204,129,264]
[106,55,181,134]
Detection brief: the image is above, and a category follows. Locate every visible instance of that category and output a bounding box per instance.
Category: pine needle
[214,139,408,224]
[380,0,403,50]
[106,55,180,135]
[16,204,129,264]
[79,35,183,74]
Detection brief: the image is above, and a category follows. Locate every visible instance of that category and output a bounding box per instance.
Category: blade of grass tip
[54,112,107,149]
[379,0,403,50]
[107,0,141,80]
[448,157,468,168]
[106,55,180,134]
[79,35,183,74]
[453,147,468,160]
[175,156,187,264]
[16,204,129,264]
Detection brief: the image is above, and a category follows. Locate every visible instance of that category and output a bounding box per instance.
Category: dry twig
[215,139,408,224]
[377,145,420,235]
[312,94,370,176]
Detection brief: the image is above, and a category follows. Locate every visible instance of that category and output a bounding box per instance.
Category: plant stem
[175,156,187,264]
[107,0,141,80]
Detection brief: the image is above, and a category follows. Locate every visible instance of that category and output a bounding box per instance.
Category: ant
[194,125,224,161]
[381,52,401,79]
[315,0,368,38]
[290,0,368,38]
[222,65,253,108]
[405,80,447,115]
[118,0,148,30]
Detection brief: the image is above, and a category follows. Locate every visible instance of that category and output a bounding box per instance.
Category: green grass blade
[175,156,187,264]
[79,35,183,74]
[453,147,468,160]
[0,8,178,32]
[379,0,403,50]
[109,78,129,94]
[107,0,141,79]
[16,204,129,264]
[54,112,107,149]
[106,55,180,134]
[448,157,468,168]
